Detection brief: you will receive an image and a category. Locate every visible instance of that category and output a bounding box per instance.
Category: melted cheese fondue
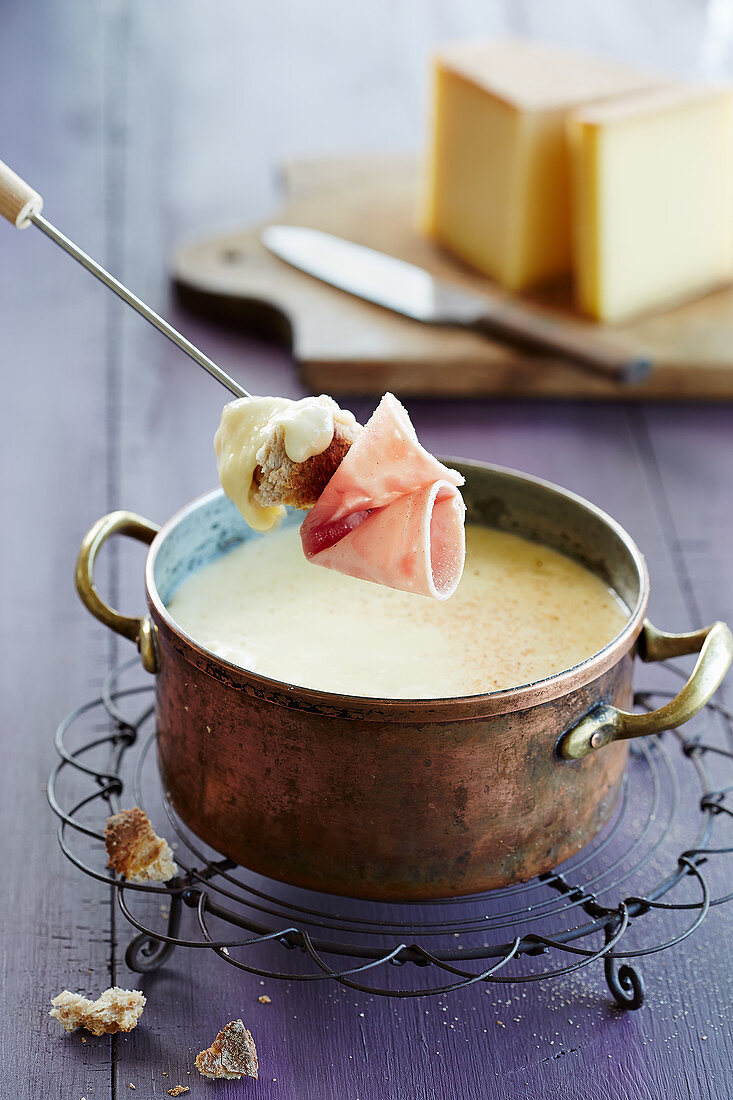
[167,524,629,699]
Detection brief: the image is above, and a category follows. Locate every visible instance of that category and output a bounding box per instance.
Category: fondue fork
[0,159,250,399]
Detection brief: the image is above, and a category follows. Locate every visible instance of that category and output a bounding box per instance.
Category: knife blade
[261,225,651,385]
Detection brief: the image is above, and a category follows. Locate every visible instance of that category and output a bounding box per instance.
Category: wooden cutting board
[172,156,733,399]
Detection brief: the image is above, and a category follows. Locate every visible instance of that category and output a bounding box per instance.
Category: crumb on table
[50,987,145,1036]
[196,1019,258,1080]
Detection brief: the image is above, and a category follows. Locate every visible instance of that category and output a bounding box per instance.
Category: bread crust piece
[50,987,146,1035]
[253,419,361,511]
[195,1020,259,1080]
[104,807,178,883]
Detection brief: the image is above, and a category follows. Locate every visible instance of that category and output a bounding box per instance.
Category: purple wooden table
[2,3,732,1098]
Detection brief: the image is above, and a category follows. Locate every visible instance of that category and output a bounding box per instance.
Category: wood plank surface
[172,157,733,401]
[1,3,732,1099]
[0,5,118,1100]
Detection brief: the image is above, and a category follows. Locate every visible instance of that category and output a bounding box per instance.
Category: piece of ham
[300,393,466,600]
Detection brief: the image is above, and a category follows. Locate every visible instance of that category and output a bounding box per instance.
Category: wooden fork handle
[0,159,44,227]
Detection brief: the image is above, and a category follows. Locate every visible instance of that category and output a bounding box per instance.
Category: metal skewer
[0,158,250,400]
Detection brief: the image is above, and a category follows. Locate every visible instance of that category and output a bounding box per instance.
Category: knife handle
[469,303,651,385]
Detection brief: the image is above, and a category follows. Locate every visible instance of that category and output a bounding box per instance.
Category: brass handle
[559,618,733,760]
[75,510,161,673]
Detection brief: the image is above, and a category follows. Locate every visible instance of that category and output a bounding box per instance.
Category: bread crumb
[196,1019,258,1080]
[258,995,271,1004]
[105,807,178,883]
[168,1088,189,1097]
[50,987,146,1035]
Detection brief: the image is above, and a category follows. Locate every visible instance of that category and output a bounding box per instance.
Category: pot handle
[75,510,161,673]
[559,618,733,760]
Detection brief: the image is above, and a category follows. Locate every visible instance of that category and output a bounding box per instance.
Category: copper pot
[76,462,732,900]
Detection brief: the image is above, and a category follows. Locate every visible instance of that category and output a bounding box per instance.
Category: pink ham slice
[300,393,466,600]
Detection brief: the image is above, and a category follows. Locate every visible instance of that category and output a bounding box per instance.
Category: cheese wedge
[422,39,662,291]
[569,85,733,323]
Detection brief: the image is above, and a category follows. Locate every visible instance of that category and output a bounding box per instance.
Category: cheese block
[421,39,663,292]
[569,85,733,323]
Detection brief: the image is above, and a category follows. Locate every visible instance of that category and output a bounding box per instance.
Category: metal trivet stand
[48,660,733,1009]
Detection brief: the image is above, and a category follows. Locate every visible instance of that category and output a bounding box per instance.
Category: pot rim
[145,459,649,720]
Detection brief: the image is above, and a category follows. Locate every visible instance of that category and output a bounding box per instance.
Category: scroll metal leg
[603,924,645,1010]
[125,890,183,973]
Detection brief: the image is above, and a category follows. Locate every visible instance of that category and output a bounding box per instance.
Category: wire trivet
[48,660,733,1008]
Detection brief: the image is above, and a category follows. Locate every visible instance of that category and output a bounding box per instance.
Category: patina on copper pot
[75,461,733,901]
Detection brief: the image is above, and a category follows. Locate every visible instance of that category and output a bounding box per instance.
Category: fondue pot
[76,461,733,901]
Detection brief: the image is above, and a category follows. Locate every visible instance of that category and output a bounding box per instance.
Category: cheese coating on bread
[215,395,360,531]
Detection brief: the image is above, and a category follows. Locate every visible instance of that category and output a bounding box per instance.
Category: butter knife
[261,225,651,385]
